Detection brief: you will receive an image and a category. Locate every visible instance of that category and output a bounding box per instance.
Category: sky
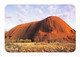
[5,4,76,31]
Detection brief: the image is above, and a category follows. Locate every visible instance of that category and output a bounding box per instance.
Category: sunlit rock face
[5,16,76,42]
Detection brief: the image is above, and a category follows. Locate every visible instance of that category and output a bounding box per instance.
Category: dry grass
[5,42,75,52]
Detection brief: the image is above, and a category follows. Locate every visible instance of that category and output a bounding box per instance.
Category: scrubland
[5,42,75,52]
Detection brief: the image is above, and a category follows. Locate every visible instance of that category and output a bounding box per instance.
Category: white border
[0,0,80,57]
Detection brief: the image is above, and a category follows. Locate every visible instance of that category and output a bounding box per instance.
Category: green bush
[16,39,20,42]
[6,42,12,46]
[54,39,57,42]
[48,39,50,43]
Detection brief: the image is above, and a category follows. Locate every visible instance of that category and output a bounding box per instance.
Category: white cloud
[35,8,43,14]
[5,13,13,19]
[34,8,45,20]
[16,12,26,19]
[15,5,31,23]
[48,5,59,14]
[16,5,26,13]
[16,11,27,23]
[5,5,76,30]
[64,5,75,12]
[25,5,30,10]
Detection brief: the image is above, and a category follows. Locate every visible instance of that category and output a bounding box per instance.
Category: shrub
[6,42,12,46]
[48,39,50,43]
[34,38,40,42]
[12,40,16,43]
[19,39,25,43]
[25,39,31,42]
[16,39,20,42]
[54,39,57,42]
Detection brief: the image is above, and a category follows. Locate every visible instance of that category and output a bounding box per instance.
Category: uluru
[5,16,76,42]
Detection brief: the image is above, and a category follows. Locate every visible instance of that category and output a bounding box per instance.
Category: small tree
[16,39,19,42]
[54,39,57,42]
[48,39,50,43]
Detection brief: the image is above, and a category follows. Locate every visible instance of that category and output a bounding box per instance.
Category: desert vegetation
[5,39,75,52]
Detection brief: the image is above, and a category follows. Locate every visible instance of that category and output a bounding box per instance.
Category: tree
[54,39,57,42]
[48,39,50,43]
[15,38,21,42]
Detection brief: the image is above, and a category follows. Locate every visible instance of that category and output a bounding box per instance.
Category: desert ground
[5,42,75,52]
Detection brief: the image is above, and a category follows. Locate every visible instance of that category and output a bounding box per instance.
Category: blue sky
[5,4,76,31]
